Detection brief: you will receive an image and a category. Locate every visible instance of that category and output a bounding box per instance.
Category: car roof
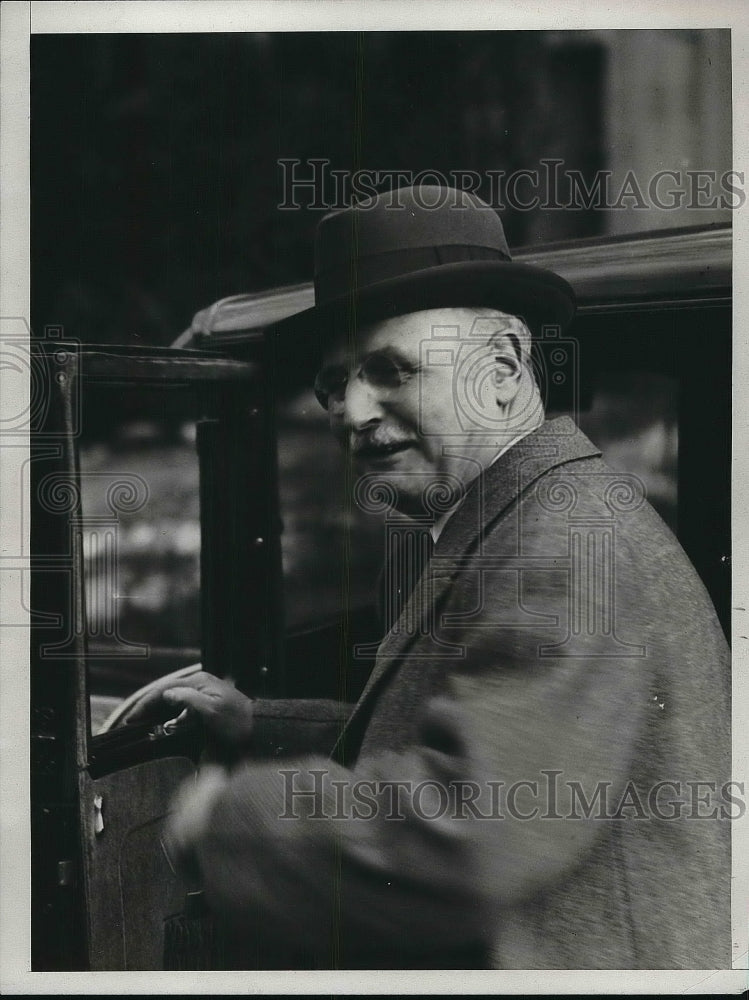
[173,222,731,351]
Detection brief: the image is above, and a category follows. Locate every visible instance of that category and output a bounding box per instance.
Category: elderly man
[146,186,730,969]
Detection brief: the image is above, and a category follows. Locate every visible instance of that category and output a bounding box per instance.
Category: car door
[30,341,284,970]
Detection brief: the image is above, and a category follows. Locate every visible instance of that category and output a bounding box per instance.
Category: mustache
[349,430,415,456]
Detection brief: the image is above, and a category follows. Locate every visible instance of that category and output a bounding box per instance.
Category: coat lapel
[331,417,602,762]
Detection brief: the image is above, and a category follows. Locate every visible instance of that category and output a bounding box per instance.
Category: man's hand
[123,670,255,745]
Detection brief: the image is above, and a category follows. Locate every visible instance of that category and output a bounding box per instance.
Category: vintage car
[30,221,731,970]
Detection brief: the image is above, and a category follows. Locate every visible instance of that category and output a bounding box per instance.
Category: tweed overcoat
[190,417,731,969]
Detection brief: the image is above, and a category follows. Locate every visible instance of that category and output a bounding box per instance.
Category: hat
[271,184,575,361]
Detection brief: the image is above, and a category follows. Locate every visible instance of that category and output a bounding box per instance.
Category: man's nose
[339,374,384,430]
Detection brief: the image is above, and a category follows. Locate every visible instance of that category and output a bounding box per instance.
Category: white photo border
[1,1,747,994]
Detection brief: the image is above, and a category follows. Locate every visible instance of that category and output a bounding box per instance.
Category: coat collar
[331,416,601,762]
[435,415,601,561]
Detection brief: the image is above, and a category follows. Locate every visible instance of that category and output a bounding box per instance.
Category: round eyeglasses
[314,351,417,411]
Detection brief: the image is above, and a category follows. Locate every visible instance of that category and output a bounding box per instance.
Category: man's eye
[361,354,410,388]
[314,355,414,409]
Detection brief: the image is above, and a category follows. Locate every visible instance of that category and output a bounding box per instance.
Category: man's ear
[491,333,523,407]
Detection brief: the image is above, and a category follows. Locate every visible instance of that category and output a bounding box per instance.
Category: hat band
[314,244,511,303]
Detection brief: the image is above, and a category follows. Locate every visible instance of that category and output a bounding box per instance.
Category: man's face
[314,307,526,516]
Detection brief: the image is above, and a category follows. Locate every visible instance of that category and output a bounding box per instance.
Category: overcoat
[190,417,731,969]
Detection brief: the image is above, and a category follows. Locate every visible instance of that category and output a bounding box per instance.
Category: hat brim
[269,259,575,369]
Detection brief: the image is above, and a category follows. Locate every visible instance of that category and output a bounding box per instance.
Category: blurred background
[32,30,731,346]
[30,31,731,724]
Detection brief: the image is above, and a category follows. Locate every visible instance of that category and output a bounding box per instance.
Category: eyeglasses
[314,351,417,411]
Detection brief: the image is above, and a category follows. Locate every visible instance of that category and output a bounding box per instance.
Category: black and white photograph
[1,1,747,993]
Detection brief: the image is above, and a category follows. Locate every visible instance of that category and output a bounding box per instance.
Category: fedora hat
[271,184,575,361]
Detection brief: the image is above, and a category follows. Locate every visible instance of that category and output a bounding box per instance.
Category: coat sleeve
[188,634,650,964]
[186,482,656,964]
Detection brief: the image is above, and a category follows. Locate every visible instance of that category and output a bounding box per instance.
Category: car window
[85,382,386,732]
[81,385,203,734]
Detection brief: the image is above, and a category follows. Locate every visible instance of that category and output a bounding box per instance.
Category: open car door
[30,341,284,970]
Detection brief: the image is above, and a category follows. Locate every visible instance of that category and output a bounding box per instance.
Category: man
[139,186,730,969]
